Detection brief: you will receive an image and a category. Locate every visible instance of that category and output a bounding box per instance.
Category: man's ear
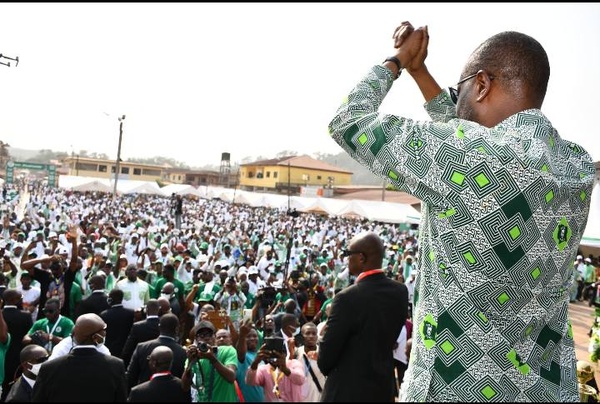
[475,71,493,102]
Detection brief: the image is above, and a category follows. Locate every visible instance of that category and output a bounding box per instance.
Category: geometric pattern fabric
[329,65,596,402]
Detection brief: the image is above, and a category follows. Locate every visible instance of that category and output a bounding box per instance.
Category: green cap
[200,242,209,249]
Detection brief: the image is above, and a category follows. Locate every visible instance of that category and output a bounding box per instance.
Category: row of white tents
[58,176,422,225]
[56,175,600,237]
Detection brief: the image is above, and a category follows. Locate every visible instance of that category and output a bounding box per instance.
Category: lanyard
[46,315,62,351]
[355,269,384,283]
[269,366,284,399]
[150,371,171,380]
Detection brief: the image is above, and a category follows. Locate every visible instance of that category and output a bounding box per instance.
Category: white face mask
[292,326,300,337]
[28,362,42,376]
[160,293,172,300]
[94,333,105,349]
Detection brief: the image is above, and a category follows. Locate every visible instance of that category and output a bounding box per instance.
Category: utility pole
[112,115,125,200]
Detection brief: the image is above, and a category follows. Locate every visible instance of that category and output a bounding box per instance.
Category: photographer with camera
[182,320,238,402]
[246,336,305,402]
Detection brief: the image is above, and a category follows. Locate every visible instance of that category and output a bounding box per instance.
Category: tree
[275,150,297,158]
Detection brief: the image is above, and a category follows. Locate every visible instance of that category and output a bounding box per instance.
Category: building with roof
[239,155,352,195]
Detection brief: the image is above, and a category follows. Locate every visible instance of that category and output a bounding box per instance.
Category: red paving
[569,300,600,387]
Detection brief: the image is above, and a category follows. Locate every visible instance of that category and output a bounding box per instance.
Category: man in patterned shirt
[327,22,595,402]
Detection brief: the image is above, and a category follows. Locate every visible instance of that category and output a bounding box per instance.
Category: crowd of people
[0,20,596,403]
[0,176,418,402]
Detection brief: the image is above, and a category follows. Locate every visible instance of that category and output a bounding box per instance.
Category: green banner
[5,161,56,187]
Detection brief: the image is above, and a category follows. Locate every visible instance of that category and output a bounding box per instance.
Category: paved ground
[569,299,600,388]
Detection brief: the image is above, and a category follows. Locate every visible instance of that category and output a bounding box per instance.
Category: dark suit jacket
[5,376,32,402]
[2,307,33,398]
[121,316,160,368]
[317,273,408,402]
[31,347,127,402]
[127,374,190,402]
[100,305,135,359]
[126,336,187,390]
[74,290,110,319]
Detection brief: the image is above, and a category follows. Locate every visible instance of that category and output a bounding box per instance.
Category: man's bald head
[157,297,171,316]
[2,288,22,305]
[145,299,160,316]
[88,275,106,291]
[73,313,107,345]
[348,231,385,273]
[148,345,173,372]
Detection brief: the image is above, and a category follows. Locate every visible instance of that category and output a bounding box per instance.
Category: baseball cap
[196,320,216,333]
[200,242,209,249]
[577,255,583,260]
[248,266,259,275]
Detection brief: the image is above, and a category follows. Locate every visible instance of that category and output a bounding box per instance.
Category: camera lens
[198,342,209,353]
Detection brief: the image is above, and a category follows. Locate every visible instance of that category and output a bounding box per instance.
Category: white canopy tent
[55,177,422,225]
[71,180,113,193]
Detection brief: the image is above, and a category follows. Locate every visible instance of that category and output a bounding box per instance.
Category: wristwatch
[383,56,403,79]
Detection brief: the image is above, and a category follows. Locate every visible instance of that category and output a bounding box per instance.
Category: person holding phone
[246,340,305,402]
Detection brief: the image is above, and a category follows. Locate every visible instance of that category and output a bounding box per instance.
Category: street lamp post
[112,115,126,200]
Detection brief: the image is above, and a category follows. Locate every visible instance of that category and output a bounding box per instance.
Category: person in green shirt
[182,320,238,402]
[23,297,74,354]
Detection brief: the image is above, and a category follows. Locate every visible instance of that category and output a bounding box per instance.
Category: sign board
[5,161,56,187]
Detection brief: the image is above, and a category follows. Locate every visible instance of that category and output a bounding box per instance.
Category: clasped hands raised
[389,21,429,75]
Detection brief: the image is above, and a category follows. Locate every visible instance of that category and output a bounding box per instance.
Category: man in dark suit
[127,345,190,402]
[1,289,33,401]
[317,231,408,402]
[31,313,127,401]
[4,344,48,402]
[74,275,110,320]
[100,288,135,360]
[126,313,187,391]
[121,299,161,368]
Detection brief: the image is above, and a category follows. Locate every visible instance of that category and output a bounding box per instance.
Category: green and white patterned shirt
[328,65,596,402]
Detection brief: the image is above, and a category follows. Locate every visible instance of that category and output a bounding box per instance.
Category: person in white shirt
[47,333,111,361]
[17,272,41,323]
[257,249,277,282]
[113,264,150,311]
[246,266,265,296]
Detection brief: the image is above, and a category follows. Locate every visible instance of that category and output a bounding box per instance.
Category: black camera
[264,336,285,356]
[197,342,218,354]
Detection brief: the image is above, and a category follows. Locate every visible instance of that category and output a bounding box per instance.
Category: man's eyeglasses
[341,249,362,258]
[448,72,478,104]
[196,331,214,339]
[449,70,495,105]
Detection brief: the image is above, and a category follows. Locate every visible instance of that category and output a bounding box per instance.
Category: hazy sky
[0,3,598,168]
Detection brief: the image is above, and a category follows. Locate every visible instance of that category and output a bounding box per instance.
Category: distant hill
[320,152,384,186]
[7,147,42,162]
